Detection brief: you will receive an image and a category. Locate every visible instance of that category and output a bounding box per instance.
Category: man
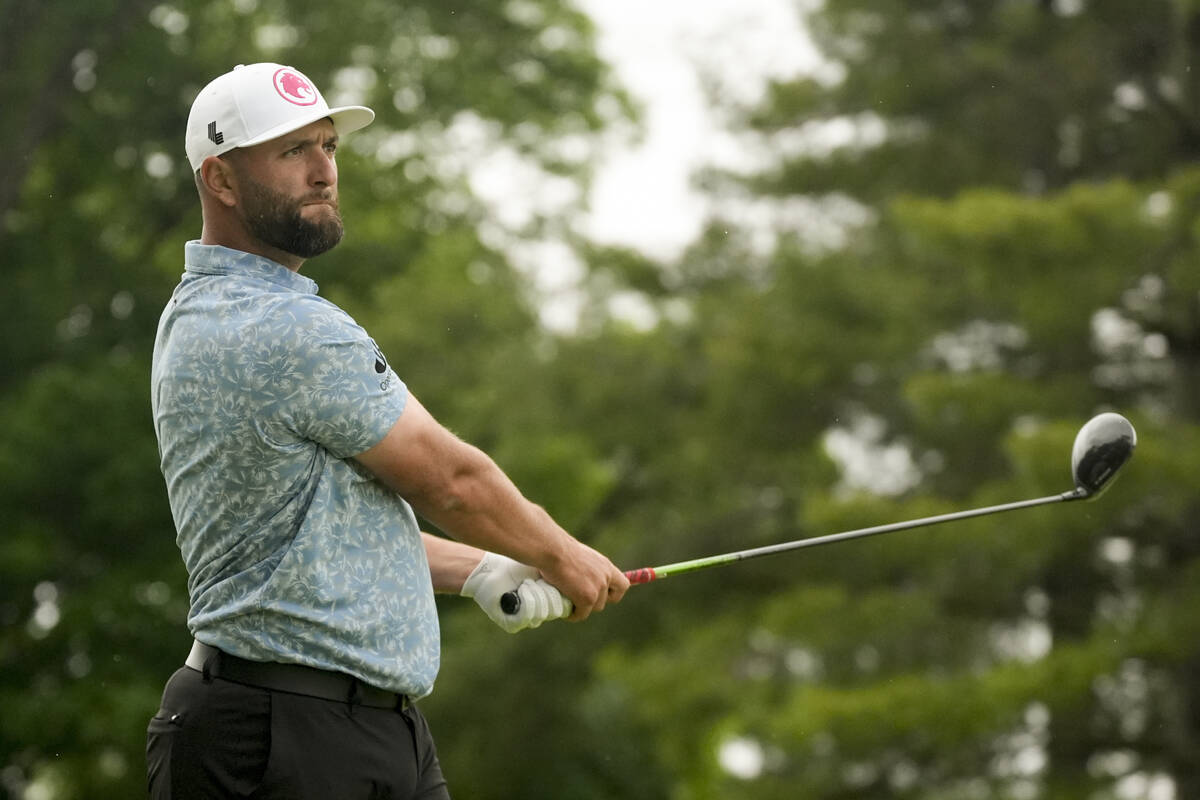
[147,63,629,798]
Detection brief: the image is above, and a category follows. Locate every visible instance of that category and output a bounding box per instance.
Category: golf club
[501,412,1136,615]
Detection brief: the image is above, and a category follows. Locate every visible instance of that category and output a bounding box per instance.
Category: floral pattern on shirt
[151,242,439,697]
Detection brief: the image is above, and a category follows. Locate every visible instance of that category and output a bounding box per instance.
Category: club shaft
[500,488,1084,612]
[628,490,1082,584]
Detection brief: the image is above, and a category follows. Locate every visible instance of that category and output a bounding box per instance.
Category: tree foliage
[3,1,1199,799]
[0,1,627,796]
[587,1,1200,797]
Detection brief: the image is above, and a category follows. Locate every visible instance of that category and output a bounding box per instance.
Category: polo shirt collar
[184,241,319,295]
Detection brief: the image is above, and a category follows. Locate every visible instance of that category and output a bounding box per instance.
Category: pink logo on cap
[273,68,318,106]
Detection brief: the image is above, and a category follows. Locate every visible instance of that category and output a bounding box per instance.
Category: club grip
[500,590,521,615]
[625,567,657,584]
[500,567,657,615]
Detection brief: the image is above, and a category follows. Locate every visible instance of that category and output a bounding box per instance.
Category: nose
[309,147,337,187]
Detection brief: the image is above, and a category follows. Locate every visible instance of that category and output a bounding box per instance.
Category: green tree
[741,0,1200,203]
[7,2,1200,799]
[587,176,1199,798]
[0,2,636,797]
[567,2,1200,798]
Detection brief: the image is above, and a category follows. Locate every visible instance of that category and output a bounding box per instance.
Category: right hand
[540,540,629,622]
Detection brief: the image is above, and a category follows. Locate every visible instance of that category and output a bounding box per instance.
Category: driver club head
[1070,412,1137,499]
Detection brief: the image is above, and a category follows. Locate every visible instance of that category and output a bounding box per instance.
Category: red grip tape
[625,567,657,584]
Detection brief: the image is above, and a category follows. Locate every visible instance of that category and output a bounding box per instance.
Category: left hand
[460,552,572,633]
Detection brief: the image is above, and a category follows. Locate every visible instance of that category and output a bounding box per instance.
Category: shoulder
[262,297,394,392]
[290,293,363,333]
[235,290,363,348]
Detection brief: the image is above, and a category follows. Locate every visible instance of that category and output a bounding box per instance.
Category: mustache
[301,191,338,208]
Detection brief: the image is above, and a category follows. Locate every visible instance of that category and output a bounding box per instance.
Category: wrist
[423,534,486,594]
[527,530,573,579]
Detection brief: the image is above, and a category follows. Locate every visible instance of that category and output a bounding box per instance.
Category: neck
[200,222,305,273]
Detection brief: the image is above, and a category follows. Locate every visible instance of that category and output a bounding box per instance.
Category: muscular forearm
[355,393,627,619]
[357,398,572,572]
[408,443,573,575]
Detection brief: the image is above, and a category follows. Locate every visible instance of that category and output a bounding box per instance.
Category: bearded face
[236,174,344,260]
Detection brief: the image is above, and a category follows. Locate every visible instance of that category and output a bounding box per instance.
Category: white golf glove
[460,552,572,633]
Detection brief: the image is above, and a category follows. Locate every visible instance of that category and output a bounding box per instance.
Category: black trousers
[146,666,449,799]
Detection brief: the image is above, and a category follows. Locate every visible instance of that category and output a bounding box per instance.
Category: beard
[238,177,344,259]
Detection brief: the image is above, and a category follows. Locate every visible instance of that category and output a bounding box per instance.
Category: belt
[185,641,409,711]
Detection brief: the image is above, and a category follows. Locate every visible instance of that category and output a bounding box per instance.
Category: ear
[197,156,239,208]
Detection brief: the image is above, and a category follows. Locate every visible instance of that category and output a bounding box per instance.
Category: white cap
[185,63,375,171]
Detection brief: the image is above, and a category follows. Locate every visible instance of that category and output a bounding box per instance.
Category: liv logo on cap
[274,68,318,106]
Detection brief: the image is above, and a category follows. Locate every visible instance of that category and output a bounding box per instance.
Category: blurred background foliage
[1,0,1198,798]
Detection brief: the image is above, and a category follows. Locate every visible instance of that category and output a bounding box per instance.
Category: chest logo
[371,341,389,374]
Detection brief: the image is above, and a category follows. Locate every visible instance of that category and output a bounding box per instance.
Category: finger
[590,573,610,615]
[551,586,572,619]
[529,580,570,620]
[498,610,524,634]
[607,571,630,603]
[515,582,540,629]
[527,582,549,624]
[567,590,594,622]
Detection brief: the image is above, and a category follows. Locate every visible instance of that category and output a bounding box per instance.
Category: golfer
[146,62,628,798]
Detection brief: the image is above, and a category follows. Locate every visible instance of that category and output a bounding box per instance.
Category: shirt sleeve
[278,296,408,459]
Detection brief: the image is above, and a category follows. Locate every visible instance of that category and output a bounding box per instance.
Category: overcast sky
[453,0,848,331]
[575,0,824,260]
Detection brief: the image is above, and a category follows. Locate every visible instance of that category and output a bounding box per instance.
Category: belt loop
[201,651,216,684]
[347,677,362,713]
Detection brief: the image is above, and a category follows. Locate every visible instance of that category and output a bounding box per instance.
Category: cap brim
[239,104,375,149]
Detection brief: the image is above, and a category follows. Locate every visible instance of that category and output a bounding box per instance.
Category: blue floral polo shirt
[151,241,439,697]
